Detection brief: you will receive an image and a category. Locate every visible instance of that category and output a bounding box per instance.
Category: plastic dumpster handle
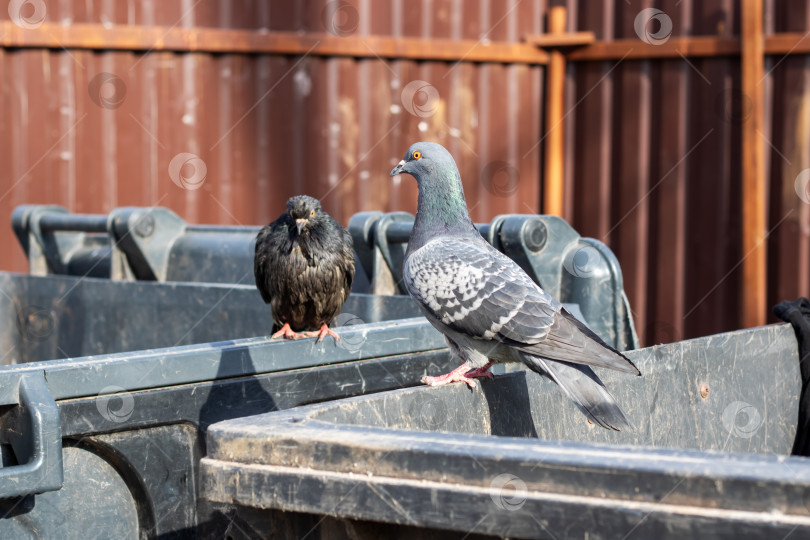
[0,374,63,498]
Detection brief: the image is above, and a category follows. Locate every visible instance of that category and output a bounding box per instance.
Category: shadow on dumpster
[199,346,278,431]
[481,372,539,438]
[196,345,278,538]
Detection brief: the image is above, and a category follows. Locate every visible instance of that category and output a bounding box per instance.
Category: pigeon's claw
[421,363,493,389]
[305,323,341,343]
[464,362,494,380]
[271,323,307,340]
[422,372,478,388]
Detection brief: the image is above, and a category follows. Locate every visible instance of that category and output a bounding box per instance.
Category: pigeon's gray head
[390,142,476,245]
[389,142,457,182]
[285,195,324,235]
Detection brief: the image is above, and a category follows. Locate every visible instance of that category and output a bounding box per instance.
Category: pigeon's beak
[295,218,307,234]
[390,160,406,177]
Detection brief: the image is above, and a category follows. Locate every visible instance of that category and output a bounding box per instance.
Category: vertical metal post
[543,7,567,217]
[741,0,766,328]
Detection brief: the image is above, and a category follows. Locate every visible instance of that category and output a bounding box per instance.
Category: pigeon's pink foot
[303,323,341,343]
[421,363,493,389]
[271,323,308,340]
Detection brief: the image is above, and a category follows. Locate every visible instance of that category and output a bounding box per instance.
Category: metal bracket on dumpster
[106,207,187,281]
[0,373,63,499]
[11,205,109,278]
[12,205,260,284]
[369,212,414,294]
[347,211,383,291]
[12,205,188,281]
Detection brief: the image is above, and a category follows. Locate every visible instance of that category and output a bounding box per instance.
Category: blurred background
[1,0,808,346]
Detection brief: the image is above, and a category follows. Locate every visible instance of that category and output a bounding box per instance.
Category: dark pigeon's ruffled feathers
[254,195,354,333]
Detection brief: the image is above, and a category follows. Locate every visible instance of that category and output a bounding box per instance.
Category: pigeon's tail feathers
[520,352,634,432]
[518,309,641,376]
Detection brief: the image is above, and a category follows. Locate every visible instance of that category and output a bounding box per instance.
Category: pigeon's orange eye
[412,151,421,159]
[310,210,315,217]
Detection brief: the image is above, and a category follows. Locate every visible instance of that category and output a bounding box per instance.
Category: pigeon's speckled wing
[404,237,558,342]
[404,237,640,375]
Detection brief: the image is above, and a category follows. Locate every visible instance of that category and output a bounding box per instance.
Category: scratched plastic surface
[201,323,809,540]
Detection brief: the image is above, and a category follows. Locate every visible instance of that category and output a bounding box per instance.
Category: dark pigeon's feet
[271,323,308,340]
[302,323,341,343]
[421,362,493,389]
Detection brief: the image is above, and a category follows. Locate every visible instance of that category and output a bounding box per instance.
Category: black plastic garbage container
[0,272,457,538]
[5,204,644,538]
[200,323,809,540]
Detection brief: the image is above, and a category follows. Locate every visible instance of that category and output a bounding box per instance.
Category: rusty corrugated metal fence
[1,0,808,345]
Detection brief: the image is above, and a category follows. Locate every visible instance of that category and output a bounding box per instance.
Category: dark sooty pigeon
[390,142,640,431]
[254,195,355,342]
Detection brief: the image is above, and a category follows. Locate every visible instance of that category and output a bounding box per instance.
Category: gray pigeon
[390,142,640,431]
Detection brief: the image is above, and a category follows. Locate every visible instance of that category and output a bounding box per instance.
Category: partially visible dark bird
[390,142,641,431]
[254,195,355,342]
